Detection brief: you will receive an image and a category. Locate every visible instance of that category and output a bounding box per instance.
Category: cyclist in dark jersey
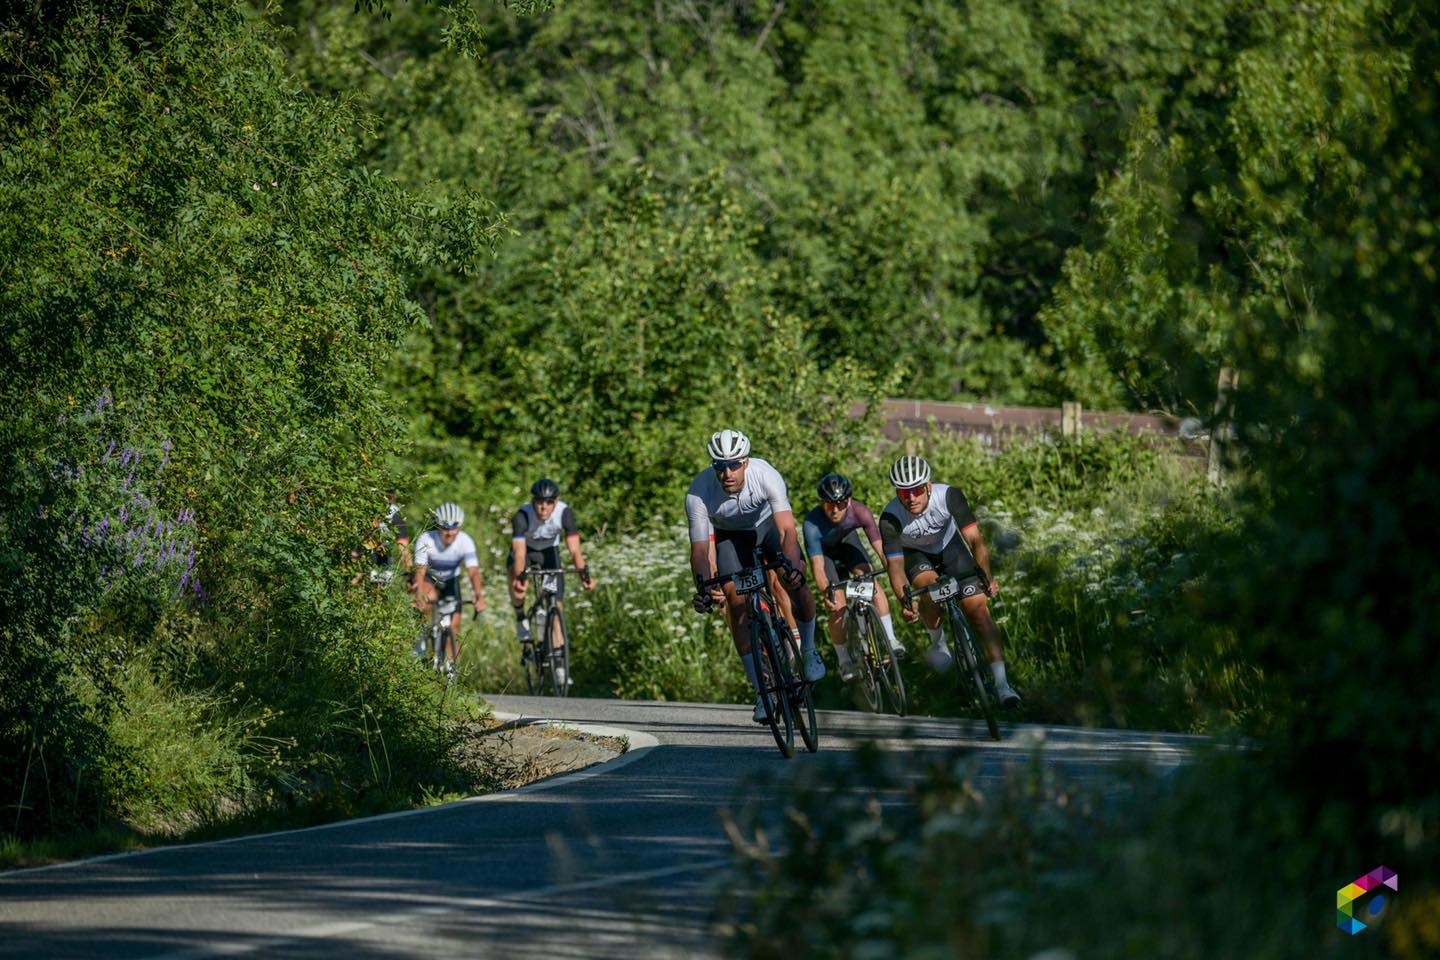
[880,454,1020,706]
[508,478,595,688]
[803,473,904,681]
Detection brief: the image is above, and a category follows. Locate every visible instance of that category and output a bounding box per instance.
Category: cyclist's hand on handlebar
[580,567,597,591]
[900,595,920,624]
[985,577,999,599]
[473,594,488,615]
[692,591,715,614]
[779,562,805,591]
[823,588,846,613]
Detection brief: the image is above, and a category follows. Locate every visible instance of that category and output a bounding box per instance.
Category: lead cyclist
[686,429,825,723]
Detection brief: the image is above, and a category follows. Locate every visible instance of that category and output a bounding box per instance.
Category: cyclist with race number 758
[879,455,1021,707]
[687,430,826,723]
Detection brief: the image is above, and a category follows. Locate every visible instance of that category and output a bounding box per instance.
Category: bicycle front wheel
[753,615,794,758]
[846,613,880,713]
[867,609,907,717]
[950,606,999,740]
[775,620,819,753]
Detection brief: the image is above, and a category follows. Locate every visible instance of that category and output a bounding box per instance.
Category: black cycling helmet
[817,472,853,504]
[530,477,560,500]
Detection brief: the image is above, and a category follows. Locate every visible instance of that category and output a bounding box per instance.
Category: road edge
[2,715,660,879]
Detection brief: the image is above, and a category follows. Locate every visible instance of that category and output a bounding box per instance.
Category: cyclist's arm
[802,515,829,591]
[809,554,830,594]
[689,538,716,585]
[878,512,909,600]
[467,563,486,610]
[960,522,994,586]
[772,509,806,572]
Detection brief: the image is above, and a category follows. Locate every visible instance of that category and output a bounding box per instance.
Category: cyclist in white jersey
[686,429,825,723]
[508,478,595,687]
[413,502,487,680]
[879,454,1020,706]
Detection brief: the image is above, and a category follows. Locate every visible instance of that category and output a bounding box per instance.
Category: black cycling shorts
[509,545,565,600]
[714,521,785,578]
[821,529,873,584]
[902,535,985,597]
[427,573,463,608]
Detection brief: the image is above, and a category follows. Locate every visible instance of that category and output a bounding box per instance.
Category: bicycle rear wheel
[551,605,571,698]
[846,613,880,713]
[868,609,907,717]
[753,615,794,757]
[950,606,999,740]
[776,620,819,753]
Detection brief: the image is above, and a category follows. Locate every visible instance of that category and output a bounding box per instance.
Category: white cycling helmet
[433,502,464,529]
[889,454,931,488]
[707,429,751,461]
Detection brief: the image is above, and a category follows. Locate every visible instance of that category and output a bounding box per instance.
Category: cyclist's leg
[714,528,767,714]
[820,554,855,676]
[759,521,822,680]
[958,589,1019,703]
[904,549,951,668]
[538,547,565,651]
[440,577,463,665]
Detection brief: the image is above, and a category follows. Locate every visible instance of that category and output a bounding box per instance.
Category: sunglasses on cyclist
[533,497,557,506]
[712,458,746,474]
[896,483,928,498]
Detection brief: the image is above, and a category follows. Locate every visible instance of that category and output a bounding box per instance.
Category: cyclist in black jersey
[880,454,1020,706]
[508,478,594,687]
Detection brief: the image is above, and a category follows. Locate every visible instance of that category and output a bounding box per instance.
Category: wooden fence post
[1061,401,1082,438]
[1208,367,1239,486]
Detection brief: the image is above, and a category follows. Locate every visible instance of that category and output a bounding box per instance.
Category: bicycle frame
[905,569,1000,740]
[699,549,818,757]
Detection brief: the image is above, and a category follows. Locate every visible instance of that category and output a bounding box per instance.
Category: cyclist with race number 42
[412,502,488,681]
[804,472,905,682]
[687,430,826,723]
[879,455,1021,707]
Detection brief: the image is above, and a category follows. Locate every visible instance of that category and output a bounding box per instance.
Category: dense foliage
[0,0,499,841]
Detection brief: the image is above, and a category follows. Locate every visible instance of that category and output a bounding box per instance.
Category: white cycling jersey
[511,500,578,551]
[879,483,977,556]
[413,530,479,581]
[685,457,792,542]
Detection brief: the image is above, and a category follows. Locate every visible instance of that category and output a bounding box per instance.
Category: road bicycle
[420,588,470,683]
[906,570,1000,740]
[519,566,584,697]
[700,551,818,758]
[827,571,906,716]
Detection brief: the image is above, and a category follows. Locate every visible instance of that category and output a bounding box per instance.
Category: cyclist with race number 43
[687,429,825,723]
[879,455,1021,707]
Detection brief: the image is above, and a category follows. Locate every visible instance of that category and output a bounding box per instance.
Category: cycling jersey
[413,530,479,581]
[802,499,881,559]
[511,500,578,551]
[685,457,791,542]
[879,483,977,557]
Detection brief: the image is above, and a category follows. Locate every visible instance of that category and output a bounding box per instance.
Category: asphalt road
[0,696,1206,959]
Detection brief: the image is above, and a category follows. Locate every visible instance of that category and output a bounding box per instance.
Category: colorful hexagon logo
[1337,866,1398,935]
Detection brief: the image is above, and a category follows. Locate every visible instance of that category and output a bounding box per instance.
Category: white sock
[879,613,900,647]
[926,625,945,648]
[798,618,817,654]
[741,652,759,690]
[990,660,1010,688]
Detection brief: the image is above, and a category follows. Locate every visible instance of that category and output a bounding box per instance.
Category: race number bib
[927,578,959,603]
[732,568,765,594]
[848,580,875,602]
